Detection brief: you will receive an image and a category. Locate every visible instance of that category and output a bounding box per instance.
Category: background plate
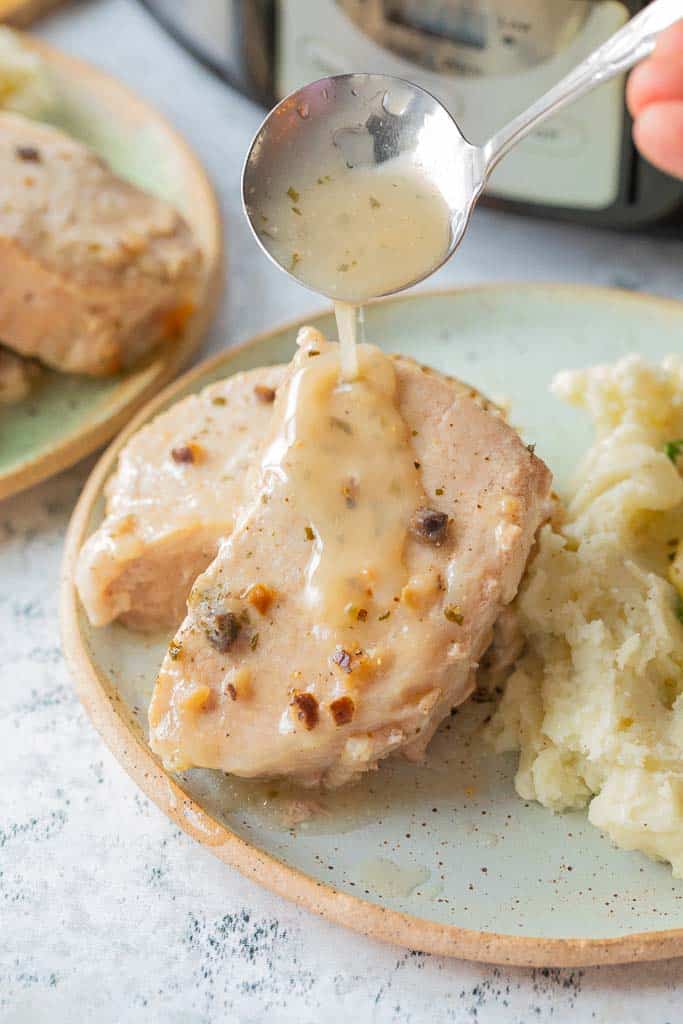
[62,285,683,967]
[0,35,223,500]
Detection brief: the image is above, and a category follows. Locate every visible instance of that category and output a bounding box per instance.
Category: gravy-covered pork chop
[0,113,201,376]
[76,366,285,630]
[149,330,552,787]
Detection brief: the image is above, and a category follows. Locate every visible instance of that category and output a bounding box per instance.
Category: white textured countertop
[2,1,683,1021]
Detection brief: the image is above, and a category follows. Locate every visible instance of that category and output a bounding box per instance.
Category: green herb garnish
[287,186,300,202]
[444,605,464,625]
[676,595,683,624]
[665,439,683,463]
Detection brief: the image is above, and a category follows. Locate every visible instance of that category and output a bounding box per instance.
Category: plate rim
[0,33,224,502]
[60,283,683,967]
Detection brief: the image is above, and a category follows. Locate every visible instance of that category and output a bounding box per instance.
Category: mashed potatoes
[0,27,55,119]
[487,354,683,876]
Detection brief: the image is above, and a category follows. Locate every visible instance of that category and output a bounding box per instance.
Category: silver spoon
[243,0,681,302]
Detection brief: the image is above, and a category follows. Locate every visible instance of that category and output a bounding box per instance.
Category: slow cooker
[138,0,683,229]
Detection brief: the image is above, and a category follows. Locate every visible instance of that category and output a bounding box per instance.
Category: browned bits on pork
[168,641,183,661]
[332,647,352,673]
[171,445,193,463]
[204,611,241,652]
[16,146,41,163]
[182,686,213,712]
[226,683,237,701]
[344,603,368,622]
[330,696,355,725]
[342,476,359,509]
[330,416,353,435]
[254,384,276,404]
[171,442,203,464]
[110,513,137,537]
[410,507,449,545]
[444,604,464,625]
[162,301,194,338]
[291,691,319,730]
[242,583,277,615]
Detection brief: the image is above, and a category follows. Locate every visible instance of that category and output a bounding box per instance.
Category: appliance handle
[481,0,682,176]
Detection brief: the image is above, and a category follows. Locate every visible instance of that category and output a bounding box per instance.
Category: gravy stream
[334,300,359,381]
[261,341,423,626]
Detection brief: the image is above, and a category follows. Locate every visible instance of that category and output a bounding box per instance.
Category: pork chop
[149,330,552,787]
[76,365,285,630]
[0,344,39,403]
[0,113,201,376]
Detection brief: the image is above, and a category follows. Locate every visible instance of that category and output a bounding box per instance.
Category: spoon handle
[482,0,682,175]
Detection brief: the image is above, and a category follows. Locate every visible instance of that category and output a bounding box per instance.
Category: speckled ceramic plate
[0,35,223,501]
[61,285,683,968]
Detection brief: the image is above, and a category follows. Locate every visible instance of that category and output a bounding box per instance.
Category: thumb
[633,100,683,180]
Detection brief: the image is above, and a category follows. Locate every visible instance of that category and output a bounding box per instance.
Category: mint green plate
[62,285,683,967]
[0,36,222,501]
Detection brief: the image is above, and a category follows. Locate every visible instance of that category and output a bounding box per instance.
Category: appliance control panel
[276,0,630,211]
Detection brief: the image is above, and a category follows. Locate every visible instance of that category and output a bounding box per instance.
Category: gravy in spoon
[256,153,453,379]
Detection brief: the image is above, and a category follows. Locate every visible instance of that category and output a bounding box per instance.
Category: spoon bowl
[242,74,482,302]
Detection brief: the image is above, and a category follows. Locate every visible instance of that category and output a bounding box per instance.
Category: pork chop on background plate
[0,345,40,403]
[0,112,201,376]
